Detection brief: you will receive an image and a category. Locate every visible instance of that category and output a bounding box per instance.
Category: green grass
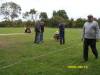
[0,28,100,75]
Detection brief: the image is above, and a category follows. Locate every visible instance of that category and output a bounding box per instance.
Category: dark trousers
[83,38,98,61]
[60,34,65,45]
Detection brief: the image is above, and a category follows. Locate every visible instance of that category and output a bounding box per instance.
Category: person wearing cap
[82,15,99,61]
[59,23,65,45]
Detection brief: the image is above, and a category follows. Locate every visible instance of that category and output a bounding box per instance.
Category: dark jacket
[59,23,65,35]
[35,23,41,32]
[40,24,44,32]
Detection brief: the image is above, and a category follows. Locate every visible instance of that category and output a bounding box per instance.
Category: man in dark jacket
[59,23,65,45]
[40,21,45,42]
[34,21,41,44]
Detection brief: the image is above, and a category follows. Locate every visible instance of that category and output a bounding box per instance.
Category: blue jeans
[59,33,65,44]
[34,32,41,43]
[40,32,43,42]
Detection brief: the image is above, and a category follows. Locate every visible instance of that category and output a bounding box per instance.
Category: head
[60,22,65,26]
[87,15,93,22]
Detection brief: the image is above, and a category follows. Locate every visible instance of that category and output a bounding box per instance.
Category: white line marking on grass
[0,33,26,36]
[0,39,78,70]
[0,47,68,70]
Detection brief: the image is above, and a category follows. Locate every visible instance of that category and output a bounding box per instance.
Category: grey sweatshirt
[83,21,100,39]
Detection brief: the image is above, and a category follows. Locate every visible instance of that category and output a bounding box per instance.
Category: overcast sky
[1,0,100,19]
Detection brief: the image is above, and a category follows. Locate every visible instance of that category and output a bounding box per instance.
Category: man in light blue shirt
[82,15,99,61]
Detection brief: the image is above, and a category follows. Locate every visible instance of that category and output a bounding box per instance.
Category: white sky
[1,0,100,19]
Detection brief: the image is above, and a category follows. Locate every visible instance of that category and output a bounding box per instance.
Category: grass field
[0,28,100,75]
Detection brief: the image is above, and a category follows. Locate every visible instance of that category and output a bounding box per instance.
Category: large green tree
[53,11,57,17]
[29,8,36,22]
[51,10,69,27]
[0,2,21,21]
[74,18,86,28]
[39,12,48,21]
[23,11,29,20]
[51,16,66,27]
[53,10,69,20]
[39,12,48,26]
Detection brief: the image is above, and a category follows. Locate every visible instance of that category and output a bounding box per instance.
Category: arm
[82,25,85,41]
[95,22,100,39]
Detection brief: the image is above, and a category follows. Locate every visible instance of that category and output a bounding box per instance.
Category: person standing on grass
[59,22,65,45]
[82,15,99,61]
[40,21,45,43]
[34,21,41,44]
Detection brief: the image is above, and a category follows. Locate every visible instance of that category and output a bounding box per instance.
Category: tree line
[0,1,100,28]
